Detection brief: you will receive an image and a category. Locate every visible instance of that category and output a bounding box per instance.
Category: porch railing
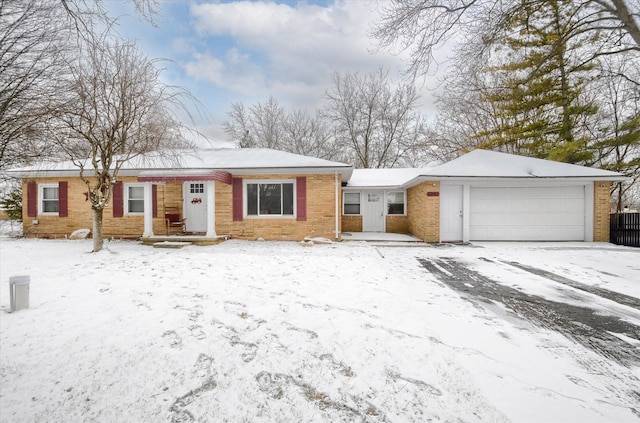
[610,212,639,247]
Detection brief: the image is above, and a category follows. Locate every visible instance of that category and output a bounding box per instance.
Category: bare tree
[60,0,160,29]
[223,98,341,161]
[323,68,426,168]
[223,102,254,148]
[373,0,640,80]
[51,39,192,252]
[223,96,285,149]
[592,57,640,211]
[0,0,73,174]
[0,0,161,176]
[281,110,342,161]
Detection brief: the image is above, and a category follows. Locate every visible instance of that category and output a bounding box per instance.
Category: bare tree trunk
[92,207,104,252]
[609,0,640,48]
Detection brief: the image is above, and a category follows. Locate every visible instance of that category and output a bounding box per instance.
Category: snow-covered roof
[7,148,623,185]
[344,150,623,189]
[418,149,624,179]
[345,168,425,188]
[7,148,353,179]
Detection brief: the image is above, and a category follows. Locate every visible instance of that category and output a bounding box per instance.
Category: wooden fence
[610,212,639,247]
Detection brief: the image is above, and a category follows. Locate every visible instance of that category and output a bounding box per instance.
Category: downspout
[335,171,339,240]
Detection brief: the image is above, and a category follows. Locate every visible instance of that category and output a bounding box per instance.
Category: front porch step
[152,241,192,249]
[142,235,230,246]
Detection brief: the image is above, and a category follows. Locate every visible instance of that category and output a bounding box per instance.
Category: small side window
[126,184,145,214]
[343,192,361,215]
[387,191,405,215]
[40,185,59,214]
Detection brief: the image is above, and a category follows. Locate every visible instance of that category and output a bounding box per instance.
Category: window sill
[245,215,297,219]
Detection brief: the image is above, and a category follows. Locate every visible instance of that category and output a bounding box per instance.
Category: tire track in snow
[502,261,640,310]
[417,256,640,417]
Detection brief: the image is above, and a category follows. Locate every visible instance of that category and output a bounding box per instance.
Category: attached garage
[406,150,623,243]
[469,186,586,241]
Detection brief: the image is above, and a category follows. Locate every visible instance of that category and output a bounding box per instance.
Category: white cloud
[182,52,225,84]
[182,48,267,96]
[187,1,405,108]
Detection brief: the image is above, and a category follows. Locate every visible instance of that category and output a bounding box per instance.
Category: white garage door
[470,186,585,241]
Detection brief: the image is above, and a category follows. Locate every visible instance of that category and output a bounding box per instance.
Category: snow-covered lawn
[1,234,639,422]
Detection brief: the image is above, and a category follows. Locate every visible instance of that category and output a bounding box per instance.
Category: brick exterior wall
[341,215,362,232]
[407,181,440,242]
[22,177,83,238]
[22,176,171,239]
[593,181,611,242]
[216,173,341,241]
[22,174,342,241]
[21,175,614,243]
[386,215,409,233]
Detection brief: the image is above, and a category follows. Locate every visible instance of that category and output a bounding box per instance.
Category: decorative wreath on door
[191,197,202,204]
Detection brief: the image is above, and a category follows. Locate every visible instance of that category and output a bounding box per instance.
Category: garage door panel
[470,187,585,241]
[543,198,583,213]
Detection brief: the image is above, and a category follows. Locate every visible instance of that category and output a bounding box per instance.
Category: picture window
[246,181,294,217]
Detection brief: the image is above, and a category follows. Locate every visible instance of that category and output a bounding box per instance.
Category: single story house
[8,148,624,243]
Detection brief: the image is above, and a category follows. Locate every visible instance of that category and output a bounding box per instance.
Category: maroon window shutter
[112,181,124,218]
[296,177,307,221]
[232,178,243,221]
[58,181,68,217]
[152,185,158,218]
[27,182,37,217]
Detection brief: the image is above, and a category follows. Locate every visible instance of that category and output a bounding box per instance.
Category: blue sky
[106,0,441,144]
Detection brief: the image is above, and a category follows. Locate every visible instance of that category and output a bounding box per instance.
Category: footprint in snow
[162,330,183,349]
[319,353,355,377]
[193,353,215,378]
[282,321,318,339]
[188,324,207,341]
[230,336,258,362]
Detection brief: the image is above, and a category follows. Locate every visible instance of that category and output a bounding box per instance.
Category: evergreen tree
[478,0,598,164]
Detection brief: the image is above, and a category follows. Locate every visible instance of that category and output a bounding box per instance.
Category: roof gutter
[402,174,627,188]
[7,166,354,180]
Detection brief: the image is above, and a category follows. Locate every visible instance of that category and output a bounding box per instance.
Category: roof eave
[7,166,354,179]
[343,184,405,190]
[402,174,627,188]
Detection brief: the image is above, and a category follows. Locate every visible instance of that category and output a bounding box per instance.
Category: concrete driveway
[412,243,640,418]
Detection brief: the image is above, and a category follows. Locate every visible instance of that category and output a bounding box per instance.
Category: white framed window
[343,192,361,215]
[125,184,145,214]
[245,180,295,217]
[387,191,406,215]
[39,184,59,215]
[190,183,204,194]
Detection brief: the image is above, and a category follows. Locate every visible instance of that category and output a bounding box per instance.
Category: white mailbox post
[9,275,30,312]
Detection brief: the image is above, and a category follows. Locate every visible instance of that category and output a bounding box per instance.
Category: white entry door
[440,185,463,242]
[183,182,208,232]
[363,191,385,232]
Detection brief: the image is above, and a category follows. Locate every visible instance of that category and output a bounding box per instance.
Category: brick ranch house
[8,148,624,243]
